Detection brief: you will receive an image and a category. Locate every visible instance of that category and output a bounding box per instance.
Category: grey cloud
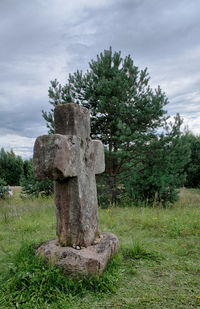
[88,0,200,62]
[0,0,200,158]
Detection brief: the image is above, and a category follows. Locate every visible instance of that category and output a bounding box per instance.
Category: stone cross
[33,103,105,247]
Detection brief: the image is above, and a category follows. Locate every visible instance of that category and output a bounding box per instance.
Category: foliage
[43,47,189,206]
[0,178,9,199]
[125,116,191,206]
[183,133,200,188]
[43,48,188,203]
[0,148,23,186]
[122,242,162,262]
[1,243,121,307]
[20,159,54,198]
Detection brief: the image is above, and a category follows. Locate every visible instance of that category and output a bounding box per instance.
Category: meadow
[0,188,199,308]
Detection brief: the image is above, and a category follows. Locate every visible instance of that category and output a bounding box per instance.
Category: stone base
[36,232,119,277]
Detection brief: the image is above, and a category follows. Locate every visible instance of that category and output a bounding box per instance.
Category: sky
[1,0,200,159]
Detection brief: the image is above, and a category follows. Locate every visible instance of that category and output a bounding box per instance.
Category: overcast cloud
[0,0,200,158]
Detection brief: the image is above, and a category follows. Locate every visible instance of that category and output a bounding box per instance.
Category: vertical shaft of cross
[54,104,99,247]
[54,177,82,246]
[33,103,105,248]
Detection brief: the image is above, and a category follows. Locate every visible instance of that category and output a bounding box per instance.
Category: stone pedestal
[36,233,119,277]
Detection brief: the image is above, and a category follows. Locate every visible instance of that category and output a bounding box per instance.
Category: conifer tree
[42,48,189,205]
[182,133,200,188]
[20,159,53,197]
[0,148,23,186]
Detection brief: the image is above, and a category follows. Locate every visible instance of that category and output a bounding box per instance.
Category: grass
[0,188,200,308]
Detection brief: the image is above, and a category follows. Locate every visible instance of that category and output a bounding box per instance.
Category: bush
[20,159,53,198]
[0,178,9,199]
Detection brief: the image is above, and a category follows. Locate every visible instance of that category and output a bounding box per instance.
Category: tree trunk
[108,175,117,205]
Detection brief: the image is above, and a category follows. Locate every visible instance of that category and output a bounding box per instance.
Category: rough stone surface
[54,103,91,139]
[36,232,119,277]
[33,103,105,247]
[33,134,80,180]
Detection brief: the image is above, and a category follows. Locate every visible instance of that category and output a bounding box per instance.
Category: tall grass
[0,189,200,308]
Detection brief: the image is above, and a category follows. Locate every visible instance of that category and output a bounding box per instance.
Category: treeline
[0,148,23,186]
[0,133,199,204]
[0,148,53,198]
[183,133,200,188]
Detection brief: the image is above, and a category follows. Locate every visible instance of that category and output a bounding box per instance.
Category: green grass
[0,189,200,308]
[0,243,121,309]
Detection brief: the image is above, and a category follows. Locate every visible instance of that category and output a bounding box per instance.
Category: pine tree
[42,47,188,205]
[20,159,53,198]
[126,115,190,206]
[0,148,23,186]
[182,133,200,188]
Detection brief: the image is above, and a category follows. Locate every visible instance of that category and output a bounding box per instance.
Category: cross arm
[33,134,80,180]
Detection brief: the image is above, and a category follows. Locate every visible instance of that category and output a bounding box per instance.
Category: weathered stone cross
[33,103,105,247]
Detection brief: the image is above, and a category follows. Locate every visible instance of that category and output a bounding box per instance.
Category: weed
[0,243,121,308]
[122,242,162,262]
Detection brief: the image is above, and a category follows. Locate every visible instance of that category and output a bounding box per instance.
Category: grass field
[0,189,200,308]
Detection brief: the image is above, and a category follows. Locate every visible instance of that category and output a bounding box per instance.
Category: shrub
[20,159,53,198]
[0,178,9,199]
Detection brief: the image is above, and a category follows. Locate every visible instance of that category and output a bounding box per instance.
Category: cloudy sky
[1,0,200,159]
